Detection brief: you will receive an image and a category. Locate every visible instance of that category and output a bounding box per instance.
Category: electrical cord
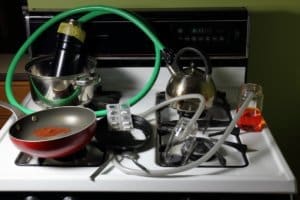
[112,92,254,177]
[5,5,165,117]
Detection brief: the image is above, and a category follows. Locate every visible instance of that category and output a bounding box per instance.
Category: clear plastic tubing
[113,92,254,177]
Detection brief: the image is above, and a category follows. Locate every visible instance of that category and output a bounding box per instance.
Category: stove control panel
[23,8,248,67]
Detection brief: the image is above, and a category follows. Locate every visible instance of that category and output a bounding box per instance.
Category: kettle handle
[174,47,212,75]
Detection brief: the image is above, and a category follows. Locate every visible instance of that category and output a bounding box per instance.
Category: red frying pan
[0,101,96,158]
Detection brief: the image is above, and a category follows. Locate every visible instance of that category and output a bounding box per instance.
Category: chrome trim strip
[23,10,33,58]
[94,56,248,60]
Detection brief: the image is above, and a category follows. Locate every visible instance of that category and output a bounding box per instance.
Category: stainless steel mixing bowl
[25,55,100,108]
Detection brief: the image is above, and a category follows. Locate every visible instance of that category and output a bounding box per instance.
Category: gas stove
[0,67,297,199]
[0,6,297,200]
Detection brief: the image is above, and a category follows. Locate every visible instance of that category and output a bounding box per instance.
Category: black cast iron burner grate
[155,91,249,168]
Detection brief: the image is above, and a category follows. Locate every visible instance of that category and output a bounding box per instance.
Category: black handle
[174,47,212,75]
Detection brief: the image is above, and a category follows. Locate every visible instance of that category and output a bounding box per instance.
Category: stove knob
[24,196,40,200]
[62,196,78,200]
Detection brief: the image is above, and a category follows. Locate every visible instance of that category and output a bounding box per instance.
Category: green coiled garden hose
[5,5,165,117]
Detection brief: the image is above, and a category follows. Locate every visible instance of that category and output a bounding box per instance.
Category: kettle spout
[166,63,179,76]
[162,48,178,76]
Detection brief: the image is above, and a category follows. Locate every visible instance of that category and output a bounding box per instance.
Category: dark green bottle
[52,19,86,77]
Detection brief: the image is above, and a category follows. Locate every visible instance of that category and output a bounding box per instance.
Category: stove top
[0,68,297,196]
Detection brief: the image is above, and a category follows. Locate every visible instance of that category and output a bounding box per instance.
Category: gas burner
[48,147,89,163]
[177,91,231,117]
[156,127,248,168]
[85,87,122,111]
[15,141,109,167]
[157,138,221,166]
[155,91,248,168]
[184,138,225,165]
[156,91,232,127]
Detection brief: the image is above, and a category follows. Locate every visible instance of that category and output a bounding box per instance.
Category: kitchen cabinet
[0,81,29,127]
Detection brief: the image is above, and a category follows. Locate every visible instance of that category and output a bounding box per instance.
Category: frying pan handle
[0,100,24,119]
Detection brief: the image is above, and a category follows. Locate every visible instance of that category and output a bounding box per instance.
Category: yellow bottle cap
[57,20,86,43]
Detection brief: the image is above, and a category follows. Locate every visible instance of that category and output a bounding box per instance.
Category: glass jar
[236,83,266,132]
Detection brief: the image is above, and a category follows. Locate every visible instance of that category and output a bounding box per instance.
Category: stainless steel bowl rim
[26,71,93,81]
[25,55,97,80]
